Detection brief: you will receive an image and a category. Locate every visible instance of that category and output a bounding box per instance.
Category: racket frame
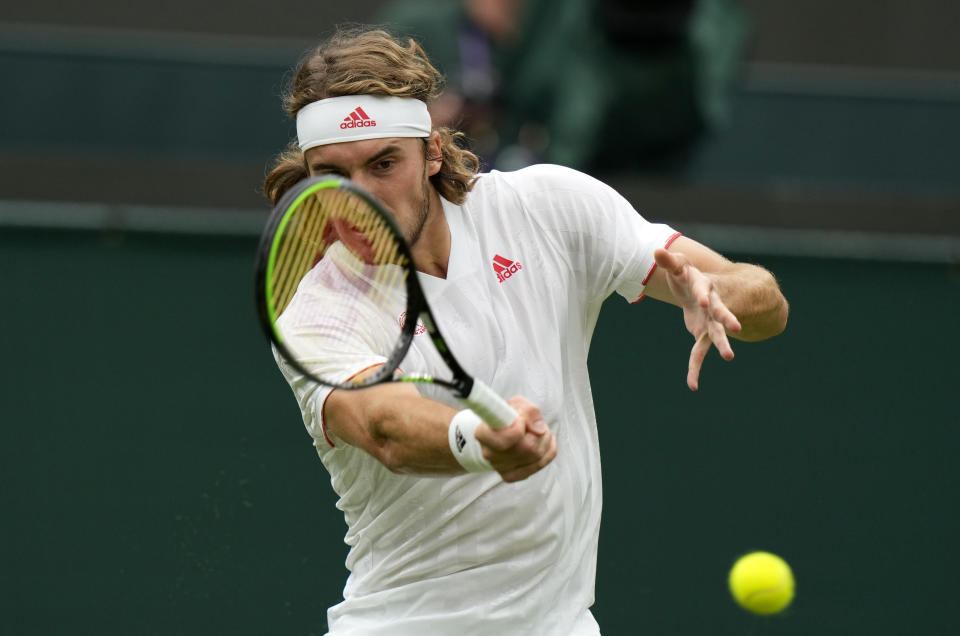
[254,174,475,399]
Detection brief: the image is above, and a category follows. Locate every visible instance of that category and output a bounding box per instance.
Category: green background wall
[2,227,956,634]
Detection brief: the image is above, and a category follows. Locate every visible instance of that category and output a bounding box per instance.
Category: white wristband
[448,409,493,473]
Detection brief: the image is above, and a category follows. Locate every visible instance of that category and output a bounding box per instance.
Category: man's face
[304,136,441,248]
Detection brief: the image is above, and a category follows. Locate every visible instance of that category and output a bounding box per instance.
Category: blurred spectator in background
[378,0,523,168]
[379,0,749,174]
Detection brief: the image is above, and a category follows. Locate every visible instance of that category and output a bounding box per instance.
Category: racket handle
[460,379,517,430]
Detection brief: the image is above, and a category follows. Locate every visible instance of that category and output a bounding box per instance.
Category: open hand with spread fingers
[653,248,743,391]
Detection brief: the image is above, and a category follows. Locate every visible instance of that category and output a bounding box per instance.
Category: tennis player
[264,28,788,636]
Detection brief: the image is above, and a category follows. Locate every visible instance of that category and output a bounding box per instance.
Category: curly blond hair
[264,28,479,205]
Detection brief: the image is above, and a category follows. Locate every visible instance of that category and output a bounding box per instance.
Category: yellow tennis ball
[728,551,795,615]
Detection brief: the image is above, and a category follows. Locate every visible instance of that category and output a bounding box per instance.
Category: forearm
[324,383,556,481]
[326,383,464,475]
[712,263,789,341]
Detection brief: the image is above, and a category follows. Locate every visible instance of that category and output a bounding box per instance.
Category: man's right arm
[324,377,557,482]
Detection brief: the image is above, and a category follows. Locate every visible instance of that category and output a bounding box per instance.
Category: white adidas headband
[296,95,432,151]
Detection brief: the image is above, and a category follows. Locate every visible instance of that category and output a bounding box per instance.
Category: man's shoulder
[459,164,622,235]
[481,163,592,182]
[472,164,604,198]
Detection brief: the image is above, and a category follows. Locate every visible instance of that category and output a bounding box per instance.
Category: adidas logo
[492,254,522,283]
[340,106,376,129]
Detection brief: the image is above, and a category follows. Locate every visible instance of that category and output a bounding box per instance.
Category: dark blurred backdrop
[2,2,958,635]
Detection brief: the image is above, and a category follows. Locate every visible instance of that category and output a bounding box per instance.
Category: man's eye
[375,160,394,170]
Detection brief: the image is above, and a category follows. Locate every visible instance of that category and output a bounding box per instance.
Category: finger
[504,397,548,436]
[654,248,685,275]
[687,332,711,391]
[527,416,548,436]
[488,426,554,473]
[707,291,742,333]
[507,396,545,429]
[708,319,735,361]
[499,434,557,483]
[488,430,537,464]
[474,419,524,452]
[507,395,535,412]
[687,331,710,391]
[691,273,712,308]
[514,425,554,461]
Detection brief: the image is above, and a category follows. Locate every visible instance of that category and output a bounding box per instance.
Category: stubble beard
[404,167,432,248]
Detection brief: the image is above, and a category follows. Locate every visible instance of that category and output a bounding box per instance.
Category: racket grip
[461,379,517,430]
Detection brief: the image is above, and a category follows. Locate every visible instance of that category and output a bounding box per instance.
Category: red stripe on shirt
[318,362,389,448]
[632,232,683,304]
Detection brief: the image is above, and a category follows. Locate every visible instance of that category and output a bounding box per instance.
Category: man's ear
[425,131,443,176]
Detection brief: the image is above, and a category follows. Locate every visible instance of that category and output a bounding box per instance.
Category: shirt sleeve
[505,164,680,303]
[272,344,385,449]
[272,259,395,449]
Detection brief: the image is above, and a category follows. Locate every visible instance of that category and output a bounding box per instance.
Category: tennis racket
[254,174,517,429]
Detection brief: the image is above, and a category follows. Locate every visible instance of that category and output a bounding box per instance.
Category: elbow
[755,290,789,340]
[773,296,789,336]
[764,270,790,338]
[373,439,411,474]
[742,300,789,342]
[737,280,789,342]
[366,419,409,473]
[329,386,434,474]
[367,413,420,474]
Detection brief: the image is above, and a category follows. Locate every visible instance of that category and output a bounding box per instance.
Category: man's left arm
[642,236,789,390]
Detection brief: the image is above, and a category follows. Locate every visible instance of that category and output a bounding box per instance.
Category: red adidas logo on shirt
[492,254,522,283]
[340,106,376,129]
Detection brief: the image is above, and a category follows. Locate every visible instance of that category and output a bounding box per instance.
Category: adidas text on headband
[297,95,433,151]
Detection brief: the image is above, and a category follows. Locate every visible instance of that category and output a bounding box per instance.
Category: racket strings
[262,181,438,390]
[331,192,409,312]
[272,195,310,313]
[368,217,406,311]
[273,194,329,314]
[270,189,411,339]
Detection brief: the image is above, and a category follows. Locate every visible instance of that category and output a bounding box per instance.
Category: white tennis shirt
[276,164,679,635]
